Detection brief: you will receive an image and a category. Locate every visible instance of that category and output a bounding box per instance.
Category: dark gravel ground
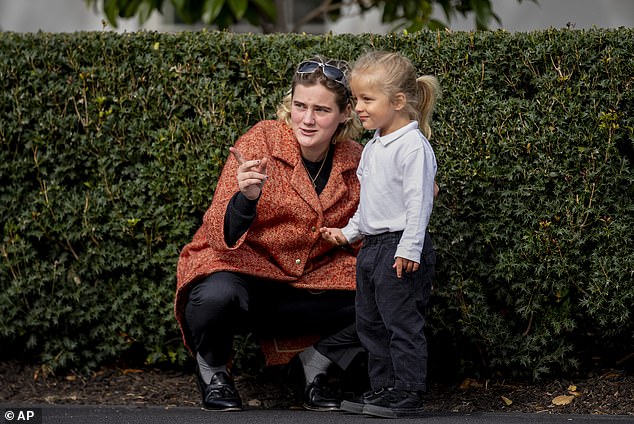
[2,360,633,415]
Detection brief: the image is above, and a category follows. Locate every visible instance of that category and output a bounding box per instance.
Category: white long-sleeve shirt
[342,121,436,262]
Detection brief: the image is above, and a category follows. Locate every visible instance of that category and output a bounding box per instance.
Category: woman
[175,56,366,411]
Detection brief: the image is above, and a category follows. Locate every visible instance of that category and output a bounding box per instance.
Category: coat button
[295,259,301,265]
[311,226,316,232]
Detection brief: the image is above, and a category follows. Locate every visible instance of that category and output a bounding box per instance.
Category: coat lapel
[320,142,359,211]
[271,124,321,213]
[270,123,360,215]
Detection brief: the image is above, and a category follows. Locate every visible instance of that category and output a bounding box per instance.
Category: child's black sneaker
[362,387,425,418]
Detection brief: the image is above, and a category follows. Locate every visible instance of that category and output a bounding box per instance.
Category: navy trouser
[184,271,363,369]
[355,231,435,392]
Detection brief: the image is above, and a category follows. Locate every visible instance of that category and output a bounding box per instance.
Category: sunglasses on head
[296,60,348,87]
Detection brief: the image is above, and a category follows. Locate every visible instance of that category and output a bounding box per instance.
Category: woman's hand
[230,147,269,200]
[319,227,348,246]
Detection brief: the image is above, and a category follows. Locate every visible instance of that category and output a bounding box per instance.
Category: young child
[320,50,440,418]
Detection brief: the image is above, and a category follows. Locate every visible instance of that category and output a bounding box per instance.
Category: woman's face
[290,83,349,160]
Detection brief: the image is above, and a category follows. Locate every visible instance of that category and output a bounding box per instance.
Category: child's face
[350,76,406,136]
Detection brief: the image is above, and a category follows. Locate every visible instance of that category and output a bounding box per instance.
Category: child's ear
[393,92,407,110]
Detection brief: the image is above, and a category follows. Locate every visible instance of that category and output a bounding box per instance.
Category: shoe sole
[363,404,426,418]
[339,400,364,414]
[201,405,242,412]
[301,402,340,412]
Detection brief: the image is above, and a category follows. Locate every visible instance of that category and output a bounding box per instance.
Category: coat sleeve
[200,122,272,251]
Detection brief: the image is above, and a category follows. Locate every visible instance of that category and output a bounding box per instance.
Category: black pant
[356,231,435,392]
[184,271,364,369]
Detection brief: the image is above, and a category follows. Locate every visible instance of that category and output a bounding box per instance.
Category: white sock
[197,353,227,385]
[298,346,332,385]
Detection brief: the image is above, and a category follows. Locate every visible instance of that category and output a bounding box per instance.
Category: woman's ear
[340,103,352,123]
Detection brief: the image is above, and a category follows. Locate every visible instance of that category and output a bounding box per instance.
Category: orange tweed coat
[175,120,363,365]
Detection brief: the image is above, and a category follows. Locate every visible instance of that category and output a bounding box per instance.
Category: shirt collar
[372,121,419,146]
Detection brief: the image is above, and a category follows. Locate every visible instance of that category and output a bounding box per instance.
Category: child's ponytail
[416,75,440,139]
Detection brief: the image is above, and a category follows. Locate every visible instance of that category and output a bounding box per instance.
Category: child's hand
[393,257,420,278]
[319,227,348,246]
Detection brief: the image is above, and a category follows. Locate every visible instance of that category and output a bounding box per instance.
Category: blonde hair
[277,55,363,143]
[350,51,440,139]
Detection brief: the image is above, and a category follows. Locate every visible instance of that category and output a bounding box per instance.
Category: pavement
[2,405,633,424]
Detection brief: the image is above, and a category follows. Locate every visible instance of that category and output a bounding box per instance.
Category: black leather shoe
[196,368,243,411]
[302,373,340,411]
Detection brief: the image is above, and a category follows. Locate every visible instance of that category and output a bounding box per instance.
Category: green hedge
[1,29,632,379]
